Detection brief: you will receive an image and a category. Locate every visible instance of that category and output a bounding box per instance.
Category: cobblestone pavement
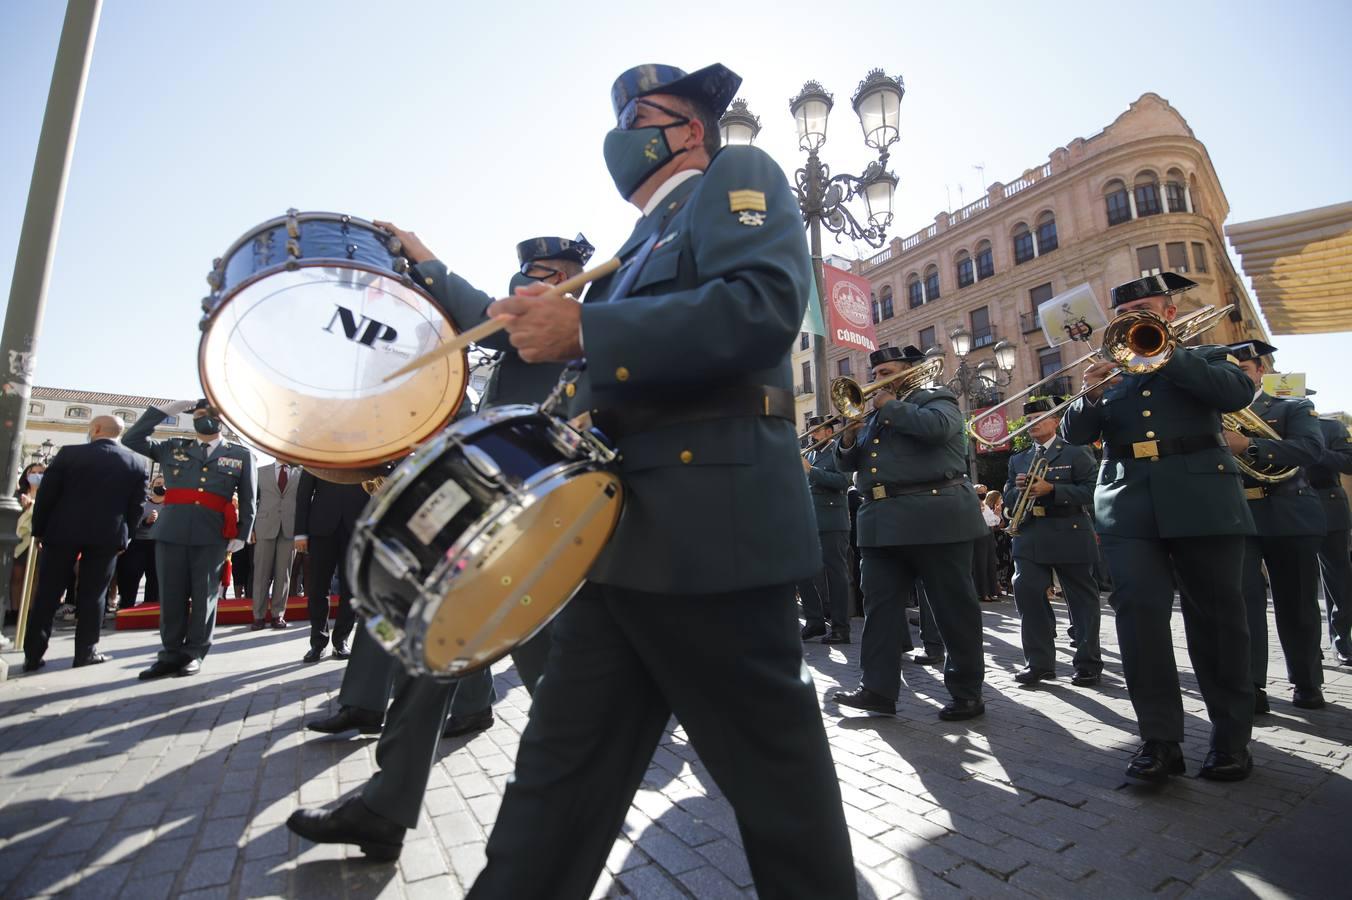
[2,595,1349,899]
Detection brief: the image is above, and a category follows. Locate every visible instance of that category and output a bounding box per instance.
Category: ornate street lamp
[938,334,1017,477]
[39,439,54,463]
[719,69,905,416]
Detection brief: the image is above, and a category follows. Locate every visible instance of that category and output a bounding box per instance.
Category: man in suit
[1224,341,1328,711]
[22,416,148,671]
[830,345,989,722]
[798,415,852,643]
[1061,272,1256,783]
[124,400,256,678]
[293,471,368,662]
[251,461,298,629]
[1310,413,1352,665]
[1003,397,1103,686]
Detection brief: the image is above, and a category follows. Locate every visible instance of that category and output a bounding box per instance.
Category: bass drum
[198,210,465,480]
[349,406,623,677]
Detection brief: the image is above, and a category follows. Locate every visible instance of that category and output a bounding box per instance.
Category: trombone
[966,303,1233,448]
[799,356,945,455]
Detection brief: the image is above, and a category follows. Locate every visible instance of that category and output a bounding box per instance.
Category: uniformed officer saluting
[124,399,256,679]
[1061,272,1256,783]
[451,62,855,900]
[1308,409,1352,666]
[830,344,989,721]
[799,415,853,643]
[1003,396,1104,686]
[1223,340,1328,711]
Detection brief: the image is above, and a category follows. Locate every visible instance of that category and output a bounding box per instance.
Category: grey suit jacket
[254,463,299,540]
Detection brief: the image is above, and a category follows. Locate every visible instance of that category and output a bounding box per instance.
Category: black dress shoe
[1125,740,1185,783]
[441,709,494,738]
[910,653,944,667]
[138,660,181,680]
[1292,687,1326,710]
[23,657,45,673]
[821,630,851,645]
[308,706,383,735]
[272,617,289,629]
[1199,748,1253,782]
[250,619,268,631]
[73,650,111,667]
[1070,670,1101,687]
[1333,636,1351,665]
[176,659,201,677]
[1014,667,1055,685]
[831,686,896,714]
[287,796,404,861]
[938,699,985,721]
[800,621,827,640]
[331,641,350,659]
[1254,690,1270,715]
[303,648,325,664]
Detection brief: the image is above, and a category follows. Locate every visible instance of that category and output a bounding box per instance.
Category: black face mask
[152,485,166,496]
[508,271,543,293]
[193,416,220,436]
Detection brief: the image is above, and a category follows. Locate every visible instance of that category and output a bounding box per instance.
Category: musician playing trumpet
[1003,397,1102,687]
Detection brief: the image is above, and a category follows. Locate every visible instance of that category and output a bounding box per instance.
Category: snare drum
[348,405,623,677]
[198,210,466,475]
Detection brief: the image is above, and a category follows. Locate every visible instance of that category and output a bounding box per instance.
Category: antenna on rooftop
[973,163,986,189]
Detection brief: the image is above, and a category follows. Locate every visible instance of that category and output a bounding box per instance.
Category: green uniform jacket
[1003,439,1098,565]
[804,441,850,533]
[1059,344,1254,539]
[1309,417,1352,531]
[411,260,563,407]
[1243,393,1326,537]
[834,386,987,547]
[568,146,818,594]
[123,408,257,546]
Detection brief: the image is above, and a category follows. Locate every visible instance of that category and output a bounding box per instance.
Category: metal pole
[0,0,103,623]
[810,212,829,418]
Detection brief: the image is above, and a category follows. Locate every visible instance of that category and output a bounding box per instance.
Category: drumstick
[383,257,620,382]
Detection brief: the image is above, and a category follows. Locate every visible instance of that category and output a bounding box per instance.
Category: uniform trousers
[1242,534,1324,690]
[307,531,356,651]
[1012,559,1102,674]
[972,531,999,598]
[1318,527,1352,649]
[859,542,983,702]
[23,542,118,662]
[798,530,851,634]
[898,578,943,659]
[155,541,228,664]
[251,536,295,620]
[467,582,854,900]
[1099,534,1252,755]
[114,538,158,608]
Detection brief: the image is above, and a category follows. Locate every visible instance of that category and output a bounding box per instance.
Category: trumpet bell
[1102,309,1174,374]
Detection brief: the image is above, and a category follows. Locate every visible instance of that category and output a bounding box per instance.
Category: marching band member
[799,415,853,643]
[1060,272,1256,783]
[1309,411,1352,666]
[1003,397,1103,686]
[830,345,988,721]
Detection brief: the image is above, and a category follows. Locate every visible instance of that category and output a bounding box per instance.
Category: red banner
[970,406,1011,454]
[823,264,878,354]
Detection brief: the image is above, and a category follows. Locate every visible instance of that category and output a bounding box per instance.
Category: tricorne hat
[868,345,926,368]
[1225,339,1279,362]
[611,63,742,124]
[1109,272,1197,308]
[516,234,596,272]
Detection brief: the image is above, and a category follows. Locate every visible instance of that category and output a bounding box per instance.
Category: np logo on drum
[324,304,398,348]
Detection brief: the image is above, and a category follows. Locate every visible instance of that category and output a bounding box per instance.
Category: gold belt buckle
[1244,487,1265,501]
[872,485,887,501]
[1132,440,1159,459]
[1032,507,1046,517]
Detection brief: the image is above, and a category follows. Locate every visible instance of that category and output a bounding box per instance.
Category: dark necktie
[278,466,288,493]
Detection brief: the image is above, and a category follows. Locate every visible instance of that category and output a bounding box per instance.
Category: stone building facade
[808,93,1268,423]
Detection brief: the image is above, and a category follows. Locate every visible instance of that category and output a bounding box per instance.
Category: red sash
[163,488,238,539]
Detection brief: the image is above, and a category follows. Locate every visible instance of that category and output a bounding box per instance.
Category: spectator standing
[7,463,44,618]
[114,474,163,610]
[974,489,1002,602]
[294,471,368,662]
[251,461,299,629]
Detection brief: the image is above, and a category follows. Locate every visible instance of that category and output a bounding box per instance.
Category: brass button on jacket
[615,367,630,382]
[679,449,693,464]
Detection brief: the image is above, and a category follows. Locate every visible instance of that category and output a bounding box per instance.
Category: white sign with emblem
[408,480,472,545]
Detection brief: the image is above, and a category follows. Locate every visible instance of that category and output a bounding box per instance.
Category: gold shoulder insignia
[728,189,767,213]
[1308,408,1318,416]
[1225,354,1241,366]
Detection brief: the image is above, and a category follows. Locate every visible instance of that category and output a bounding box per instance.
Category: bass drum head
[199,263,465,468]
[419,469,623,675]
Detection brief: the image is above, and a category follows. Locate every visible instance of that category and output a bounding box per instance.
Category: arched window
[955,250,974,288]
[1104,179,1131,226]
[923,265,940,302]
[1134,170,1162,217]
[65,406,91,420]
[974,240,994,279]
[871,292,881,324]
[1012,223,1035,264]
[907,274,924,308]
[1036,211,1058,254]
[112,409,137,425]
[1165,168,1189,213]
[879,284,894,320]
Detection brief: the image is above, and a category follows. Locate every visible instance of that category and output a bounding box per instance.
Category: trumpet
[798,355,945,454]
[1005,456,1049,536]
[967,303,1233,448]
[1221,407,1299,484]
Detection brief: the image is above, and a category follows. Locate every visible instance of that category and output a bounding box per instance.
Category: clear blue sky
[3,0,1350,414]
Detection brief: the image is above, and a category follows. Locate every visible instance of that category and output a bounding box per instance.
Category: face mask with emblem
[603,99,690,200]
[194,415,221,436]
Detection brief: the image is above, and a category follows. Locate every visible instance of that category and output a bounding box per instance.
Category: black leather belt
[866,476,967,502]
[592,384,794,440]
[1030,505,1084,519]
[1244,479,1311,501]
[1104,433,1224,460]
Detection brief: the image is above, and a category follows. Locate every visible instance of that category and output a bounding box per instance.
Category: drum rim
[212,210,395,274]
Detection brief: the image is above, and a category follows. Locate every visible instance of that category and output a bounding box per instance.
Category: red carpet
[114,595,339,630]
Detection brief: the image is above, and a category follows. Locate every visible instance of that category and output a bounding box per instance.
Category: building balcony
[796,382,814,397]
[1020,311,1041,334]
[971,325,998,350]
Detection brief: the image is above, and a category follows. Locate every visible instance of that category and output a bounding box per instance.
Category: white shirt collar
[641,170,702,218]
[1039,436,1057,452]
[199,434,224,454]
[1253,386,1265,403]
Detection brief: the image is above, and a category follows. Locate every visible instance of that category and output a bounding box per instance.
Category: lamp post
[40,440,55,464]
[938,330,1017,478]
[719,70,904,417]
